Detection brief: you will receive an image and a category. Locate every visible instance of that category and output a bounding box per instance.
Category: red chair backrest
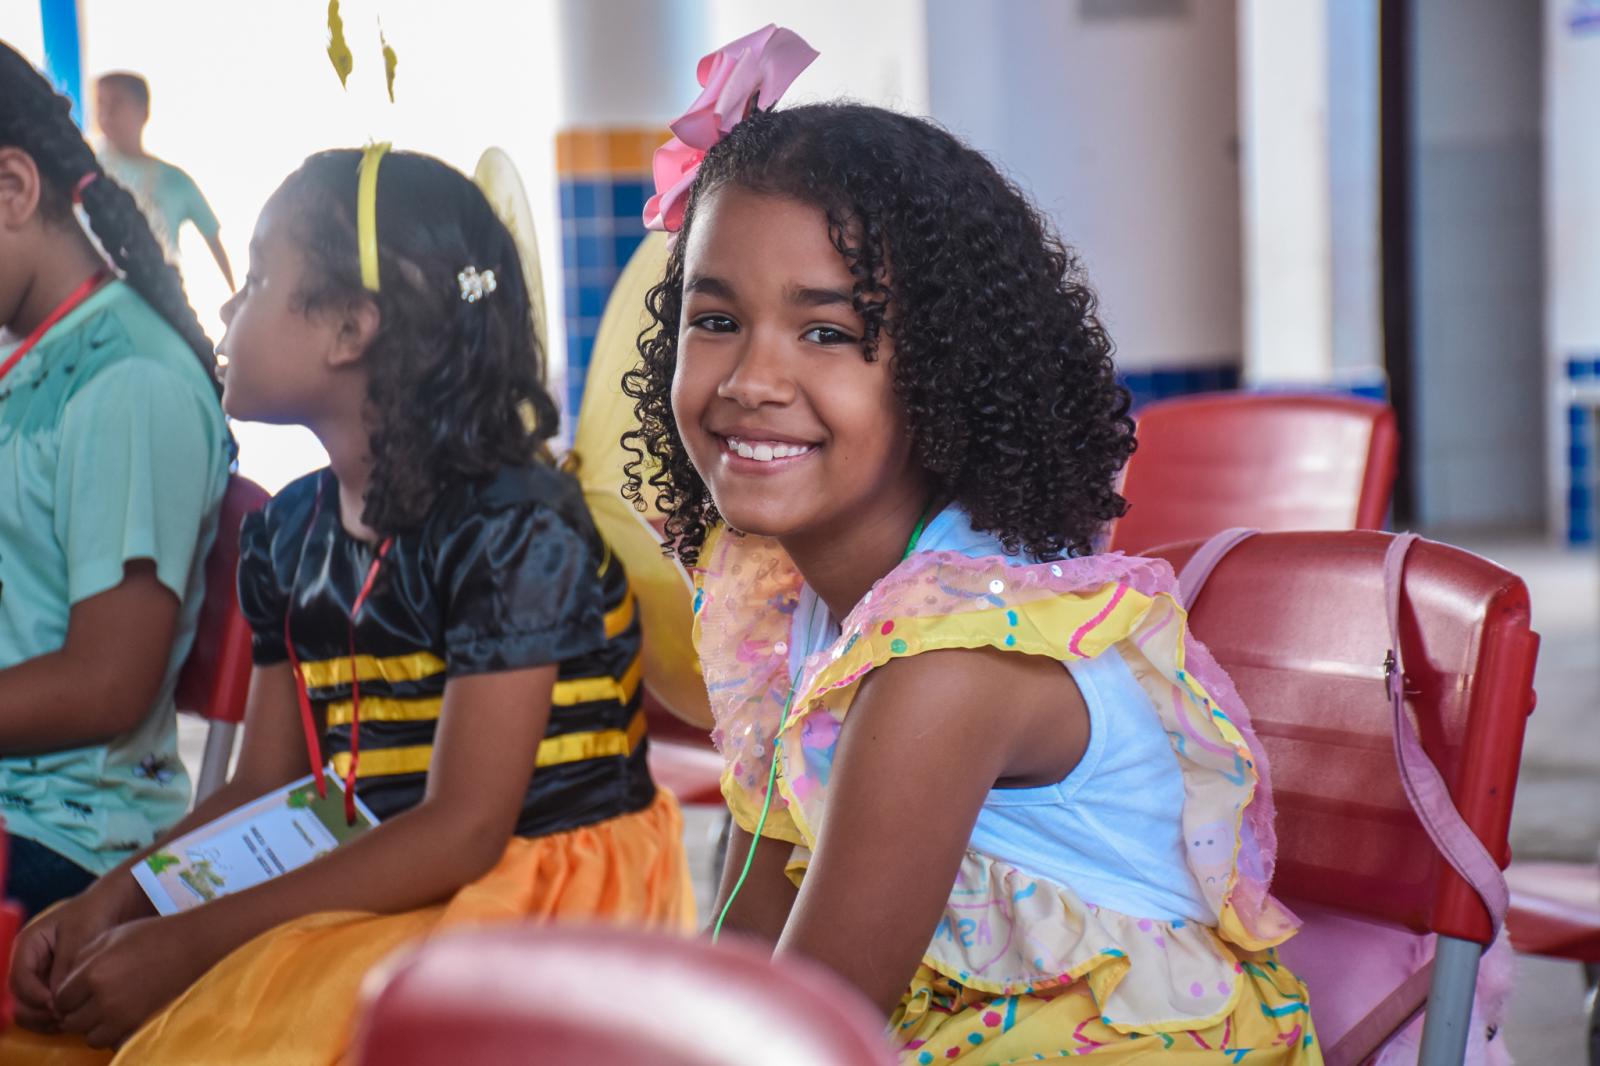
[0,825,15,1028]
[174,475,270,725]
[643,688,713,748]
[351,925,895,1066]
[1147,531,1538,944]
[1110,392,1399,554]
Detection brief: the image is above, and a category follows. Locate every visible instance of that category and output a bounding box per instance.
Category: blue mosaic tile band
[1118,364,1241,410]
[1342,379,1389,402]
[1564,353,1600,545]
[559,176,650,421]
[1117,364,1386,412]
[1566,354,1600,383]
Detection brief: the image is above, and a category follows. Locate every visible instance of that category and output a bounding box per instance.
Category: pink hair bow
[643,24,819,232]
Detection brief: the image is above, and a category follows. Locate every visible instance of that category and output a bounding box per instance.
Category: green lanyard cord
[711,499,936,942]
[902,505,931,561]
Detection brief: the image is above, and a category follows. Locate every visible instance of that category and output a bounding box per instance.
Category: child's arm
[773,648,1089,1013]
[707,822,799,943]
[0,560,181,753]
[201,231,236,292]
[10,661,311,1032]
[51,663,556,1048]
[5,355,223,754]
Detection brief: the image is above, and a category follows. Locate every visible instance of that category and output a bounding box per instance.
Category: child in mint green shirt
[0,44,230,916]
[96,70,235,290]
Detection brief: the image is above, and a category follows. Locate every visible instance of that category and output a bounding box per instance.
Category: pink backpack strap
[1178,530,1508,929]
[1327,964,1433,1066]
[1176,527,1259,609]
[1382,533,1509,931]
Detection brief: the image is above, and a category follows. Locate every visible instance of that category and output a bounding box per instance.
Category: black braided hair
[0,42,221,393]
[622,103,1135,565]
[277,149,559,534]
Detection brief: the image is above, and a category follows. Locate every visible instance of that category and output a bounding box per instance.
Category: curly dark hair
[0,42,220,391]
[622,102,1135,565]
[277,149,558,533]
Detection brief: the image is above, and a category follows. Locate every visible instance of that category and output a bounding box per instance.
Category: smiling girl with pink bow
[625,26,1322,1064]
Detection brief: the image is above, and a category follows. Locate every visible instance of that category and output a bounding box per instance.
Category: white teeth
[724,436,814,463]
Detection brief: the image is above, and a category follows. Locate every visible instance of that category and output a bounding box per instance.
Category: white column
[553,0,711,425]
[1545,5,1600,359]
[1547,1,1600,540]
[556,0,710,129]
[1327,0,1383,380]
[1237,0,1333,384]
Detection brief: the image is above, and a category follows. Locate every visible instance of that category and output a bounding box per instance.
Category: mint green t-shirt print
[0,280,230,874]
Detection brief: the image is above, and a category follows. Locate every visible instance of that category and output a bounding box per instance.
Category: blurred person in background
[95,71,234,291]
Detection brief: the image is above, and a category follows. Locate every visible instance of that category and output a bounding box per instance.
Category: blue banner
[39,0,84,127]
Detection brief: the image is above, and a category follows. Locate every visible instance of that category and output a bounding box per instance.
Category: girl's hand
[11,915,62,1032]
[10,879,143,1032]
[53,915,206,1049]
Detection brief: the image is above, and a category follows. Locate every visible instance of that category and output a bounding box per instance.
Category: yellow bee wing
[572,234,711,729]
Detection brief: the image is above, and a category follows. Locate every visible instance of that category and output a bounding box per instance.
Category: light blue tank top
[788,506,1208,922]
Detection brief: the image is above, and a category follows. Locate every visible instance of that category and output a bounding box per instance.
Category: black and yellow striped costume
[0,463,691,1064]
[237,463,656,835]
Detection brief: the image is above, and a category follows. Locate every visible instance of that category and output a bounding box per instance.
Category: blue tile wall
[1566,353,1600,545]
[1118,363,1242,410]
[558,175,651,421]
[1118,363,1389,412]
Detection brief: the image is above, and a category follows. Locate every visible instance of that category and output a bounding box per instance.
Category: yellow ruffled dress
[695,525,1322,1064]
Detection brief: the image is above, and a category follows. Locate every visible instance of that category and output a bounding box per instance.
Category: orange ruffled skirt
[0,789,693,1065]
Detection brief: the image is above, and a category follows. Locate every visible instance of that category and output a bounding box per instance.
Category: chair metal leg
[713,810,731,883]
[1585,961,1598,1066]
[1417,935,1482,1066]
[195,720,238,803]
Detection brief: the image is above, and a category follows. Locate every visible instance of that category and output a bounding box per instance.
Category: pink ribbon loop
[643,24,819,232]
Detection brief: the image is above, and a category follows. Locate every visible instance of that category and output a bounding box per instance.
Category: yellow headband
[356,142,391,292]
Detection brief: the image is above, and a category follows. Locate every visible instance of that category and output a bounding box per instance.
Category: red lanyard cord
[0,270,110,385]
[285,480,392,824]
[341,538,391,823]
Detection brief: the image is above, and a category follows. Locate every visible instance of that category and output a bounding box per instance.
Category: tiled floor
[175,533,1597,1059]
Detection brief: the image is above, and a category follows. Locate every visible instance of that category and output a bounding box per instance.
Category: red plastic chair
[1505,862,1600,958]
[645,692,726,806]
[1148,531,1539,1065]
[1110,392,1399,554]
[1503,861,1600,1062]
[0,826,23,1030]
[350,925,895,1066]
[174,475,269,802]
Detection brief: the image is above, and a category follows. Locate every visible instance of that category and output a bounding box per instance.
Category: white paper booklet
[132,771,379,915]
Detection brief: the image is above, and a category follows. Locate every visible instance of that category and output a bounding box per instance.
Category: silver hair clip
[457,266,498,303]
